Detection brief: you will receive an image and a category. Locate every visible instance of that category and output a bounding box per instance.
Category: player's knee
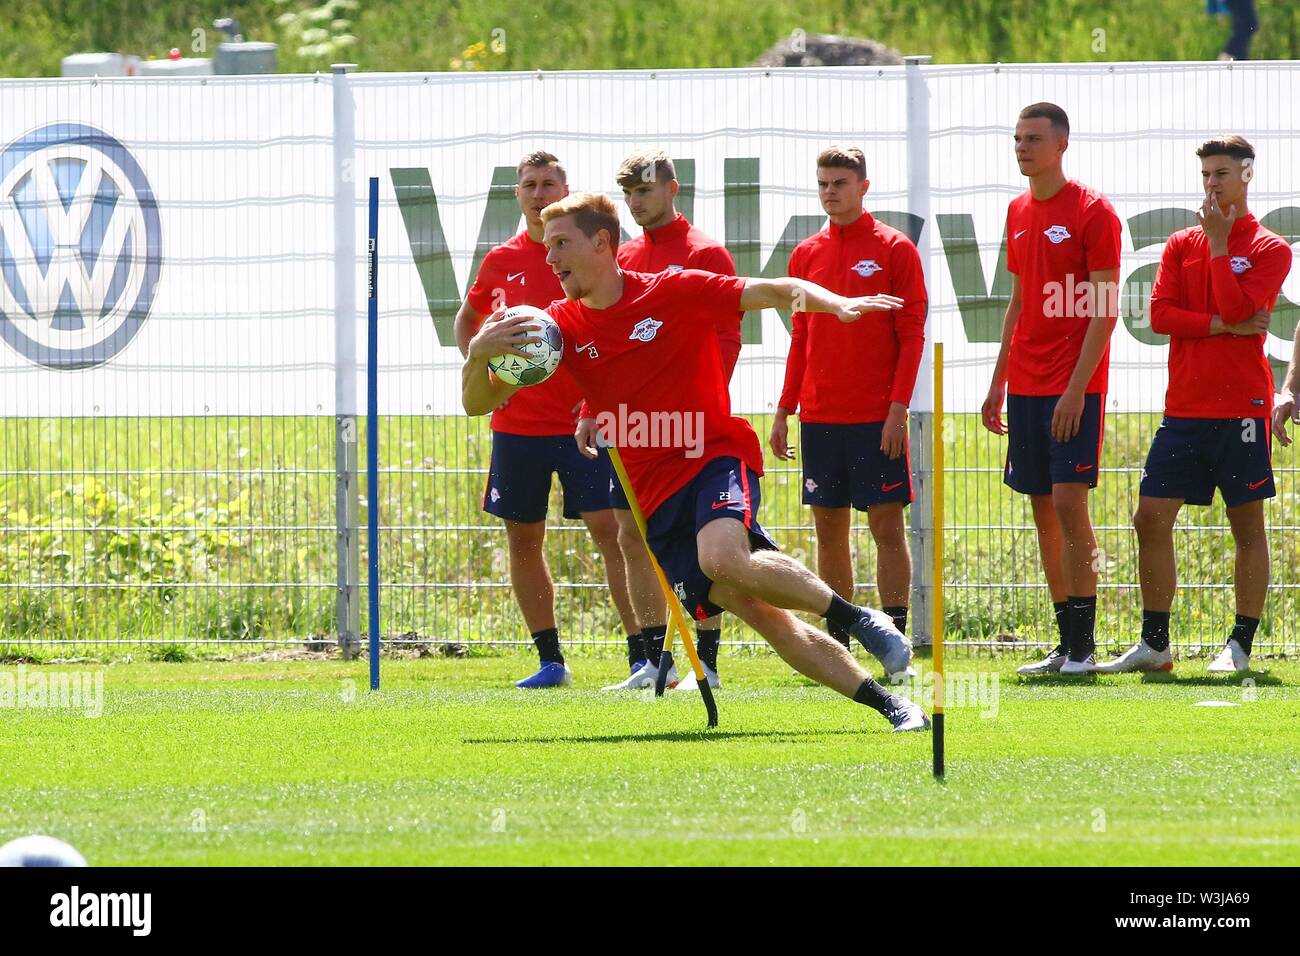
[1051,492,1089,526]
[504,521,546,553]
[1231,525,1267,553]
[584,514,619,550]
[868,510,907,550]
[1132,503,1165,541]
[812,507,850,539]
[698,543,746,585]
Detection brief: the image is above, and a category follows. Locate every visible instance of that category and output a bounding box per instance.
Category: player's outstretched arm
[739,277,903,321]
[461,310,535,416]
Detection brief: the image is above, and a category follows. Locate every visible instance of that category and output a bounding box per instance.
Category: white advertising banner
[1,64,1296,417]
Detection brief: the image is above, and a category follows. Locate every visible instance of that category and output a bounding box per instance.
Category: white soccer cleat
[673,662,720,691]
[601,660,678,691]
[1058,654,1097,675]
[1207,639,1251,674]
[1094,642,1173,673]
[601,661,654,691]
[1016,646,1067,675]
[884,697,931,733]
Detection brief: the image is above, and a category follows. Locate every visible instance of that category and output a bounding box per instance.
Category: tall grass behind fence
[3,412,1294,656]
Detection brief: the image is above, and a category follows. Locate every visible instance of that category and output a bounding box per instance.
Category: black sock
[882,605,908,636]
[1141,610,1171,652]
[531,627,563,665]
[827,620,853,650]
[1053,600,1071,653]
[626,632,646,668]
[1067,596,1096,659]
[1230,614,1259,655]
[696,627,720,671]
[642,624,668,664]
[823,593,859,632]
[853,677,896,715]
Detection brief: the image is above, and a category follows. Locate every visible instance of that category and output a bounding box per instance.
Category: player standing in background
[1274,312,1300,447]
[1097,136,1292,674]
[462,193,930,732]
[980,103,1122,675]
[454,152,642,688]
[583,148,742,692]
[770,146,927,654]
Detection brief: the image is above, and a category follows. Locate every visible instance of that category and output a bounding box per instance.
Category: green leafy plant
[272,0,359,62]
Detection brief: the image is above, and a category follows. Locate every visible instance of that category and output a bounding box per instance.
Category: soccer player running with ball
[770,146,927,651]
[583,148,742,692]
[462,193,930,732]
[981,103,1123,675]
[1096,136,1293,674]
[454,152,642,689]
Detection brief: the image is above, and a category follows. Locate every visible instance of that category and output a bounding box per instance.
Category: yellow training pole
[932,342,945,778]
[606,447,714,720]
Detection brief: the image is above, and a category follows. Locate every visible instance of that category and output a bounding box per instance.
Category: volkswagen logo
[0,123,161,369]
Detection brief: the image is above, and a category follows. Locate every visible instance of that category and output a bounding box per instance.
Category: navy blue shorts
[609,468,630,510]
[800,422,912,509]
[644,457,779,621]
[1139,416,1275,507]
[1004,393,1105,497]
[482,432,612,523]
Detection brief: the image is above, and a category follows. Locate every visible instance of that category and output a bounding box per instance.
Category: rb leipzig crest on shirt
[629,316,662,342]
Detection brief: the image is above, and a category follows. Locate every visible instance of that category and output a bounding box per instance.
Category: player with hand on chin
[982,103,1122,676]
[464,193,930,732]
[1096,136,1292,675]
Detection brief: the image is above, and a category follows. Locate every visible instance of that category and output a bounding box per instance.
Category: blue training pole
[367,176,380,690]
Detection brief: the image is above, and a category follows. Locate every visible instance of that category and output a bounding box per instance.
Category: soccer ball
[487,305,563,387]
[0,834,88,867]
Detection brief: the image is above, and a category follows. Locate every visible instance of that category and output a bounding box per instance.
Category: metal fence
[2,63,1297,657]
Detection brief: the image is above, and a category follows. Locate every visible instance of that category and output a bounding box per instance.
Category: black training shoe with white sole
[1016,646,1067,675]
[1059,653,1097,675]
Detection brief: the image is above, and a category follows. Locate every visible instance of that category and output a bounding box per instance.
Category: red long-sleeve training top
[1149,214,1292,419]
[617,213,743,379]
[778,210,927,423]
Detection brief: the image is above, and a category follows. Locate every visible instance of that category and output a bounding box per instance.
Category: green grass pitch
[3,651,1297,865]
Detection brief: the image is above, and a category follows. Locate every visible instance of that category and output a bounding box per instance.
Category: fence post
[333,63,361,658]
[905,54,934,645]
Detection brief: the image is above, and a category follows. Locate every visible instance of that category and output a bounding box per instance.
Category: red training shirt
[547,270,764,519]
[1005,181,1122,396]
[778,210,928,423]
[1149,213,1292,419]
[617,213,744,379]
[465,231,582,436]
